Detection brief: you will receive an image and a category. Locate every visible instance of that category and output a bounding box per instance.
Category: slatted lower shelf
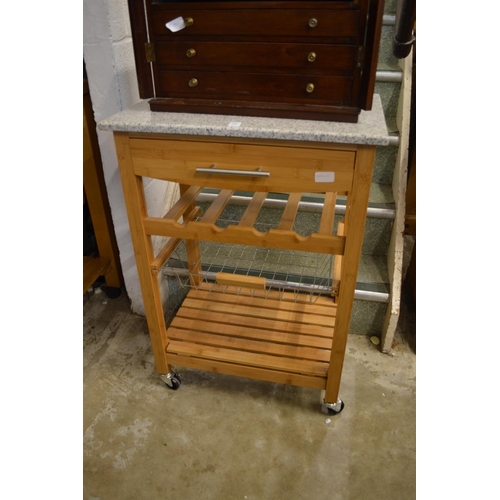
[166,289,336,389]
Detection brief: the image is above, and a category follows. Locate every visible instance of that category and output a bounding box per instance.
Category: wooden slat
[319,192,337,235]
[166,353,327,389]
[239,192,268,227]
[167,341,328,377]
[163,185,203,222]
[200,189,234,223]
[168,328,331,362]
[170,316,333,348]
[331,217,345,297]
[144,217,346,254]
[278,193,302,230]
[174,307,333,338]
[187,289,336,317]
[215,272,266,290]
[151,206,200,274]
[180,297,334,327]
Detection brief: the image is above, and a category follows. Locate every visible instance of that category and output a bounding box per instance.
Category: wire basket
[163,238,335,304]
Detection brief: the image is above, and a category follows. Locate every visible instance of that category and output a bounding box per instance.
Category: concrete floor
[83,286,416,500]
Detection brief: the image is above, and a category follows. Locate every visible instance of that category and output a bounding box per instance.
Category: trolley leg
[114,133,172,375]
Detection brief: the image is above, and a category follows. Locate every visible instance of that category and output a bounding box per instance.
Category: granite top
[98,94,389,146]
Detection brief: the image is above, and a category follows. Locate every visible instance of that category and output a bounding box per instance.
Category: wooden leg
[114,133,171,374]
[325,146,375,404]
[83,91,123,290]
[179,184,202,286]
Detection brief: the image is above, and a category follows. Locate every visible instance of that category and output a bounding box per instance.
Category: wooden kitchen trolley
[101,99,389,413]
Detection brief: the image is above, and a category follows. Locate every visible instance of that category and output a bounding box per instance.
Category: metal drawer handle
[196,165,270,178]
[306,83,315,93]
[308,18,318,28]
[184,17,194,27]
[186,48,196,58]
[189,78,198,87]
[308,52,317,62]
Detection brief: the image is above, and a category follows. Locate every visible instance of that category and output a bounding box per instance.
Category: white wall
[83,0,178,315]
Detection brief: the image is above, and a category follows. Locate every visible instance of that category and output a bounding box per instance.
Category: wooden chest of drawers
[128,1,385,122]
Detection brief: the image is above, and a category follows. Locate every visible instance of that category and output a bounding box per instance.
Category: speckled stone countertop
[98,94,389,146]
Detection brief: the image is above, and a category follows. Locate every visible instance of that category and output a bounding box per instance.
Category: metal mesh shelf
[163,237,334,304]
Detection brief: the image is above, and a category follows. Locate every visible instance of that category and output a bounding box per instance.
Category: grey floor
[83,283,416,500]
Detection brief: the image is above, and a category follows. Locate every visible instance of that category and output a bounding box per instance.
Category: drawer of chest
[151,9,359,40]
[129,138,356,193]
[157,70,353,104]
[155,42,357,73]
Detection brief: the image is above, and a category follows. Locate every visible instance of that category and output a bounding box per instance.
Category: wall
[83,0,177,315]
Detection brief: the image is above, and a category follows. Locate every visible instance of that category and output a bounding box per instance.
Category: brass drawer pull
[308,18,318,28]
[186,48,196,58]
[307,52,317,62]
[196,165,270,178]
[306,83,315,93]
[188,78,198,87]
[184,17,194,27]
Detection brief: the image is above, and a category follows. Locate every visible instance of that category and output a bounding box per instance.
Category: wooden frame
[114,131,375,407]
[83,80,123,294]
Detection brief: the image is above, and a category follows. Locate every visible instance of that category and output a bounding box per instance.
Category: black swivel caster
[160,372,181,390]
[101,286,122,299]
[321,399,345,415]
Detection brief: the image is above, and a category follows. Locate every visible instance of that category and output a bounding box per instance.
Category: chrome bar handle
[195,165,270,178]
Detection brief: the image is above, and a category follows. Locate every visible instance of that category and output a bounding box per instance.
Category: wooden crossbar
[278,193,302,230]
[200,189,234,223]
[163,185,203,222]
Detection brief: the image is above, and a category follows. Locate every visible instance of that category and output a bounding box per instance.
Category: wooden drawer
[129,138,356,193]
[151,8,359,40]
[157,70,353,104]
[155,42,357,73]
[128,0,384,121]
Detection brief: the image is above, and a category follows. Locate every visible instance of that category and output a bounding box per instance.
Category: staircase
[164,0,413,352]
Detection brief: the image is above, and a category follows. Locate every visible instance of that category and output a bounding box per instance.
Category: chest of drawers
[128,0,385,122]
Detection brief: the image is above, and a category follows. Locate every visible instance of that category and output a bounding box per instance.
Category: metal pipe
[393,0,416,59]
[383,14,396,26]
[164,268,390,303]
[376,70,403,83]
[196,193,396,220]
[387,135,400,147]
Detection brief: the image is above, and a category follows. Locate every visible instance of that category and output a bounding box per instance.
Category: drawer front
[129,138,356,193]
[157,70,353,104]
[155,42,357,73]
[151,9,359,40]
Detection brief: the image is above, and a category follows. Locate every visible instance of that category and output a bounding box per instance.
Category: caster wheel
[162,373,181,390]
[101,286,122,299]
[322,399,345,415]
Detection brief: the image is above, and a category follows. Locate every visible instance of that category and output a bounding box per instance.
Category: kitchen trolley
[99,97,389,413]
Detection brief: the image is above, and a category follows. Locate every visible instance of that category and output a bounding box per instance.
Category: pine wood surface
[215,272,267,290]
[83,257,111,293]
[166,288,334,385]
[143,218,346,255]
[113,127,376,403]
[129,137,355,193]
